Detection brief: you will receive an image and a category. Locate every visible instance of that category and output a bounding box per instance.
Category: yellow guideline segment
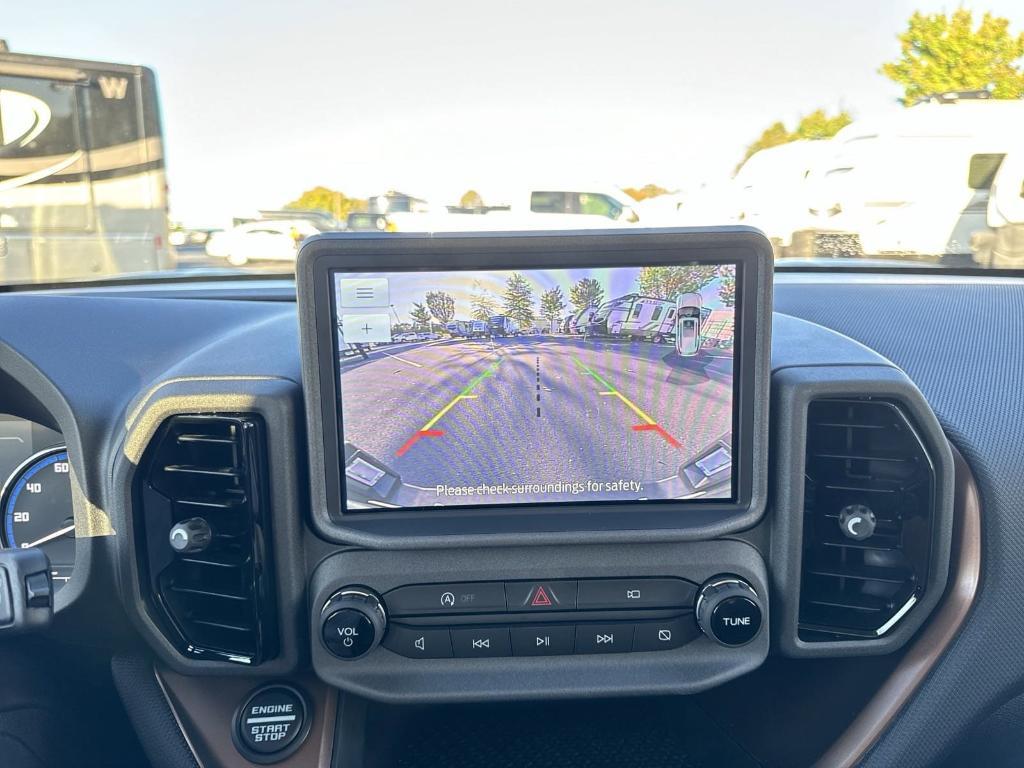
[575,356,658,425]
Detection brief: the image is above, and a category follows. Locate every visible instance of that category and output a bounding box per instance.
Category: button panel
[384,577,694,617]
[385,616,697,658]
[385,582,506,616]
[379,577,702,660]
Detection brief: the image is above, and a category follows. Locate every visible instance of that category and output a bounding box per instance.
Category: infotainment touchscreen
[331,262,739,510]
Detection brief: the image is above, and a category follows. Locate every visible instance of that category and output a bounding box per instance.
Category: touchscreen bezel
[298,228,772,546]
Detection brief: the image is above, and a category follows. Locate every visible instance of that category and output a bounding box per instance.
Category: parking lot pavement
[339,335,733,505]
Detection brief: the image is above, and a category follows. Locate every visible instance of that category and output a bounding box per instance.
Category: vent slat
[138,415,275,666]
[163,464,240,479]
[176,434,237,445]
[799,399,934,642]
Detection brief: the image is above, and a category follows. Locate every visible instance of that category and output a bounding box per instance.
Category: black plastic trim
[297,227,772,547]
[770,365,955,657]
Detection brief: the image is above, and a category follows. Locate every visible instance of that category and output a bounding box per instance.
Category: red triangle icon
[530,585,553,607]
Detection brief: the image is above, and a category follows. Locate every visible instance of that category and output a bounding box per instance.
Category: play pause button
[510,625,574,656]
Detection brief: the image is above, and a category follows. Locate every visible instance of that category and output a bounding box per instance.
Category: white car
[205,219,321,266]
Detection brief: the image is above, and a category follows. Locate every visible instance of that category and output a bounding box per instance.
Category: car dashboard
[0,247,1012,768]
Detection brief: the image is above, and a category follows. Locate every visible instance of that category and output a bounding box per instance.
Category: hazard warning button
[505,581,578,611]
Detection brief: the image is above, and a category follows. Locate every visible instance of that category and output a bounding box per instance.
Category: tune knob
[695,576,763,647]
[320,588,387,660]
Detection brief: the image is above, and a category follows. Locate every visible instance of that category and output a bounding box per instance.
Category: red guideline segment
[631,423,682,449]
[395,429,444,457]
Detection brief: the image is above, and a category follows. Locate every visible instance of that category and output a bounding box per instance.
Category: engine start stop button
[234,684,310,763]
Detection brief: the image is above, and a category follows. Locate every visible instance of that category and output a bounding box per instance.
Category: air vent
[135,415,276,664]
[798,399,935,642]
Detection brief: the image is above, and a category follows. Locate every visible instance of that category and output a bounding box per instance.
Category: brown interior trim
[156,668,337,768]
[816,446,981,768]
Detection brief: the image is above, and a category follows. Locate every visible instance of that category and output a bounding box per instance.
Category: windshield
[3,2,1024,286]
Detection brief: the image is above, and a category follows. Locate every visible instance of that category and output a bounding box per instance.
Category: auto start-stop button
[233,685,310,764]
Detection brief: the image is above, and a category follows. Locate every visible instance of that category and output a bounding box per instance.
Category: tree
[881,10,1024,104]
[636,266,719,299]
[569,277,605,312]
[502,272,536,328]
[284,186,367,220]
[717,267,736,308]
[425,291,456,324]
[622,184,670,201]
[460,189,484,208]
[539,286,567,327]
[470,279,499,321]
[409,302,432,329]
[738,109,852,169]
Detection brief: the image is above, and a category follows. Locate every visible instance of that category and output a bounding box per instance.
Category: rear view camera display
[333,264,737,510]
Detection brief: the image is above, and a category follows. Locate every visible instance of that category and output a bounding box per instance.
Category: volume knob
[696,576,763,647]
[320,588,387,660]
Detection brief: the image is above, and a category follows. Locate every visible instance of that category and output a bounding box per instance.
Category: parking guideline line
[574,357,657,425]
[395,357,501,457]
[574,356,680,447]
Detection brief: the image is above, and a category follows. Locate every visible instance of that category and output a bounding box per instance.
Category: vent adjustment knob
[169,517,213,554]
[320,588,387,660]
[696,576,763,647]
[838,504,877,541]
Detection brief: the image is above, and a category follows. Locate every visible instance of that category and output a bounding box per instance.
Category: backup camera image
[333,264,736,510]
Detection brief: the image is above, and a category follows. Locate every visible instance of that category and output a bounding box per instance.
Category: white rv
[563,306,598,335]
[797,98,1024,259]
[732,140,835,255]
[589,294,677,342]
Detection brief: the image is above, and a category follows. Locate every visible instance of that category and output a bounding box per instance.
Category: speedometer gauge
[1,447,75,590]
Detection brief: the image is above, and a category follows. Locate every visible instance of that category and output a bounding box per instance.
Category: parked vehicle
[385,185,642,232]
[972,151,1024,268]
[345,212,393,232]
[205,218,320,266]
[445,320,475,337]
[562,306,598,334]
[488,315,519,337]
[0,48,172,283]
[795,97,1024,259]
[731,140,835,256]
[589,294,677,342]
[675,292,703,357]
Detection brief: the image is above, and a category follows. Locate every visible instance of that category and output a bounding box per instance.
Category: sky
[6,1,1024,225]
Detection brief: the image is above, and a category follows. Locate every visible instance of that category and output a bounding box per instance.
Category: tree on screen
[881,10,1024,104]
[470,279,499,321]
[718,268,736,308]
[409,302,433,329]
[503,273,536,327]
[637,266,718,300]
[540,286,567,327]
[425,291,456,324]
[569,278,604,312]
